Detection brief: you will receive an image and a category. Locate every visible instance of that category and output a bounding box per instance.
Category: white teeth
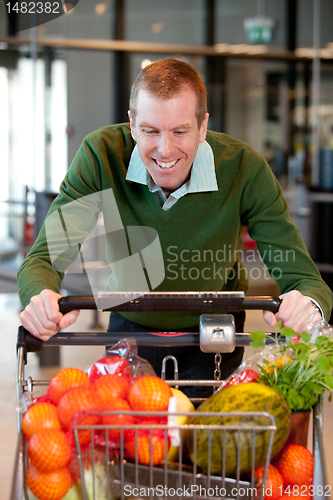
[155,159,178,169]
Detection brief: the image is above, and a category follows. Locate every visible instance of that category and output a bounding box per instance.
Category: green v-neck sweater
[17,123,333,328]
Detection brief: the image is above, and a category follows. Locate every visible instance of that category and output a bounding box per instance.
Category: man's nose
[158,134,173,157]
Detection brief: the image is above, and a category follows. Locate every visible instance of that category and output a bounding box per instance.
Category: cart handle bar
[58,294,281,314]
[17,326,282,361]
[17,294,282,360]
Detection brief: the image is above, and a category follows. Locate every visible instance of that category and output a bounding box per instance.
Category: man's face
[128,88,209,196]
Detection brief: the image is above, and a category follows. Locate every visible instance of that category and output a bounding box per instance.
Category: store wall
[66,50,113,165]
[0,0,333,182]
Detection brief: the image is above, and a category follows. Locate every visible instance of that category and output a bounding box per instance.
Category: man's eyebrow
[139,122,192,130]
[139,122,156,128]
[172,124,192,130]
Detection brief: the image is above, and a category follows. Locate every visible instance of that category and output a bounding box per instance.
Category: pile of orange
[22,359,174,500]
[22,401,72,500]
[255,443,314,500]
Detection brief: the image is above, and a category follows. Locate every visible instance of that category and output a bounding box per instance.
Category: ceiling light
[151,21,165,34]
[95,2,108,16]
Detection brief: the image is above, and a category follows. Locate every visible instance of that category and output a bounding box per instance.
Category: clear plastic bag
[307,318,333,342]
[84,337,156,382]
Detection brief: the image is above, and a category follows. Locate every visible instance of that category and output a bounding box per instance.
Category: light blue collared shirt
[125,141,218,210]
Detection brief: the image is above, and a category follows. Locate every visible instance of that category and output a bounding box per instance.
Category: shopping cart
[11,292,328,500]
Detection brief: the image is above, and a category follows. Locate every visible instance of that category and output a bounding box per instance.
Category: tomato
[88,356,131,383]
[223,369,260,388]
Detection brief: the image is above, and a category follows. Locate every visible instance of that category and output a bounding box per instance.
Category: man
[18,59,332,393]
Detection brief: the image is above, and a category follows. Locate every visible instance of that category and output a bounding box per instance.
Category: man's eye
[143,129,158,135]
[174,131,186,136]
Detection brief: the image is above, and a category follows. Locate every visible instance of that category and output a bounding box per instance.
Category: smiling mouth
[154,159,179,169]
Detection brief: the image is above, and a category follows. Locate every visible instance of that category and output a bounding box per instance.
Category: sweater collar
[125,140,218,194]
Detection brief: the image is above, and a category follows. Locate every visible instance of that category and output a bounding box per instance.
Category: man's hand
[263,290,322,335]
[19,289,80,341]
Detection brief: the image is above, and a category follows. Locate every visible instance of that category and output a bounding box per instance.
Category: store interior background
[0,0,333,497]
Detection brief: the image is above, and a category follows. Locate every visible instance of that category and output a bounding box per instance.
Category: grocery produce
[254,464,284,500]
[93,373,130,403]
[187,382,291,477]
[57,385,100,430]
[66,446,109,500]
[263,355,292,374]
[250,324,333,412]
[48,367,90,405]
[167,388,195,462]
[63,462,109,500]
[87,356,131,383]
[23,348,181,499]
[274,444,314,487]
[57,385,101,446]
[28,430,71,472]
[129,375,172,411]
[22,402,61,440]
[125,420,169,465]
[222,368,259,388]
[101,398,135,440]
[26,464,72,500]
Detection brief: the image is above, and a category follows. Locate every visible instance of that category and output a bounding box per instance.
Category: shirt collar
[125,140,218,194]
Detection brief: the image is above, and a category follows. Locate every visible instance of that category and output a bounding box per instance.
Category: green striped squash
[187,382,290,477]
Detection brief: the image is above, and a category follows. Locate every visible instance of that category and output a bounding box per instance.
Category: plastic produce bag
[216,319,333,394]
[84,337,156,381]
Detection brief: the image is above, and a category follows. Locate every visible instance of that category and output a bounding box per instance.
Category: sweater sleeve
[17,138,102,308]
[240,158,333,321]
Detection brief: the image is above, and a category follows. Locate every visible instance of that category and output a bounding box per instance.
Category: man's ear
[199,112,209,143]
[128,110,136,141]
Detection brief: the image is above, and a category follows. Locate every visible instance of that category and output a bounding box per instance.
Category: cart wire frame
[11,294,330,500]
[13,374,278,500]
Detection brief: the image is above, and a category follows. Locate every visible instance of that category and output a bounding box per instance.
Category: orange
[125,420,169,465]
[255,464,284,500]
[28,429,71,472]
[58,385,100,447]
[93,373,130,403]
[275,444,314,487]
[70,412,100,447]
[57,385,99,430]
[128,376,172,412]
[101,398,135,441]
[22,402,61,441]
[48,367,90,405]
[27,464,72,500]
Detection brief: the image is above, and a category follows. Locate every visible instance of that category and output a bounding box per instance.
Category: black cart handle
[17,326,282,361]
[18,294,281,359]
[58,294,282,314]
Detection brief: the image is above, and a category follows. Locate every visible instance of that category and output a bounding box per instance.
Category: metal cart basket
[11,292,329,500]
